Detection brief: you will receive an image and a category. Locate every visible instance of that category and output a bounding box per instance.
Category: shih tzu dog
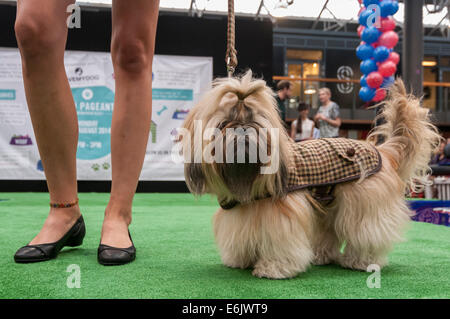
[179,70,441,279]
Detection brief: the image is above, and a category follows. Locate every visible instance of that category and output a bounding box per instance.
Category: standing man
[275,80,293,128]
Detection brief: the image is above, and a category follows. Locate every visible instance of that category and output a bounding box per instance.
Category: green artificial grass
[0,192,449,299]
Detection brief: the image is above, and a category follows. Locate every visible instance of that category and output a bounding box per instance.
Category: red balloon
[371,42,379,48]
[388,51,400,65]
[378,31,399,49]
[379,18,396,32]
[366,72,384,89]
[358,25,365,38]
[379,61,397,77]
[373,88,387,102]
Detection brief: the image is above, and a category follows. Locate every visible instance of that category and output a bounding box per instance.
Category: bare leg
[15,0,80,245]
[100,0,160,247]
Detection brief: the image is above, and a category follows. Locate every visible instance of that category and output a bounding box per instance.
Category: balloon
[366,71,384,88]
[379,17,396,32]
[360,75,368,87]
[358,7,365,17]
[371,42,379,48]
[359,9,373,27]
[381,76,395,88]
[388,51,400,65]
[374,46,390,62]
[380,1,397,17]
[373,88,387,102]
[361,26,381,44]
[357,25,365,38]
[356,43,375,60]
[379,61,397,77]
[380,0,394,18]
[378,30,399,49]
[364,0,379,6]
[359,87,376,102]
[360,59,378,75]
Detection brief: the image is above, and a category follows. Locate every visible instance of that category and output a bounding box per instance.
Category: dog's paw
[221,256,251,269]
[312,254,333,266]
[252,267,292,279]
[337,256,387,272]
[223,262,247,269]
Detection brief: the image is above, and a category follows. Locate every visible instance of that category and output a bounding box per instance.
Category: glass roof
[2,0,449,27]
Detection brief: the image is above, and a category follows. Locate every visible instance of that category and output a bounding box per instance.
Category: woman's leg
[15,0,80,245]
[100,0,159,247]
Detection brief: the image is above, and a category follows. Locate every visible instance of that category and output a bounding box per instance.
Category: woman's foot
[28,204,81,245]
[15,203,85,263]
[100,203,132,248]
[98,205,135,266]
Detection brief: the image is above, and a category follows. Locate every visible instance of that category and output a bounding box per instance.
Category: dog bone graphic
[157,106,168,116]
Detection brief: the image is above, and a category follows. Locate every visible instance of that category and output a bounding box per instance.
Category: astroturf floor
[0,192,449,299]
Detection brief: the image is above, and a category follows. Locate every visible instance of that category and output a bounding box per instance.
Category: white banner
[0,48,212,180]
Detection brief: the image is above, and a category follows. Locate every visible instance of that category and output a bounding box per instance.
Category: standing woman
[313,88,342,138]
[291,102,314,142]
[13,0,160,265]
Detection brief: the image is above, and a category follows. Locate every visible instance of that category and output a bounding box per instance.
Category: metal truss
[424,0,450,38]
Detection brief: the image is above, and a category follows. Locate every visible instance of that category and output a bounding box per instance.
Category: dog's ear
[184,163,206,195]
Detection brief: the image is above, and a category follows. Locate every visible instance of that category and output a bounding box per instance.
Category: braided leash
[226,0,238,77]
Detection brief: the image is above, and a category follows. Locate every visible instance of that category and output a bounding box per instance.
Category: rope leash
[226,0,238,77]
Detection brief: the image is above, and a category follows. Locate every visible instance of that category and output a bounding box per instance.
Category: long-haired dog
[179,70,441,279]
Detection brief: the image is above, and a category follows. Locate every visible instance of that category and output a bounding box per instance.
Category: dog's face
[179,70,290,205]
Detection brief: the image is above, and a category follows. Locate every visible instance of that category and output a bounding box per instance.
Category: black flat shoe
[14,215,86,263]
[97,230,136,266]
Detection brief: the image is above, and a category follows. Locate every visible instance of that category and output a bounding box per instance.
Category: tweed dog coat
[219,138,382,210]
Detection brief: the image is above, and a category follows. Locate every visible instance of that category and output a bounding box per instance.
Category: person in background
[430,139,449,165]
[275,80,293,128]
[314,87,341,138]
[291,102,314,142]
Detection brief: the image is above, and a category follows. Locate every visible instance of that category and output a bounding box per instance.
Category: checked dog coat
[219,138,382,210]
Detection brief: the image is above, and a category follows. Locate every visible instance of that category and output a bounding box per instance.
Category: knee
[15,17,62,58]
[112,39,152,74]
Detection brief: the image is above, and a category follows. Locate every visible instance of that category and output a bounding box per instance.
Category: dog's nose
[346,148,356,157]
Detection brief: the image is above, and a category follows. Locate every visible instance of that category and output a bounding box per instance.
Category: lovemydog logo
[75,67,83,76]
[10,134,32,146]
[68,67,100,83]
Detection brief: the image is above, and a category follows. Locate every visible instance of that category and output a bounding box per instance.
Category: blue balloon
[390,1,399,15]
[359,87,376,102]
[374,46,390,62]
[381,76,395,88]
[360,59,378,75]
[360,75,368,87]
[356,43,374,60]
[359,9,373,27]
[380,0,399,17]
[361,26,381,44]
[364,0,379,6]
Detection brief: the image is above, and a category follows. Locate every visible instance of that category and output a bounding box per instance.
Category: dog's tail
[367,79,442,192]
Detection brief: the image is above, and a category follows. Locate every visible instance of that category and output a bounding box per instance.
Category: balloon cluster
[356,0,399,102]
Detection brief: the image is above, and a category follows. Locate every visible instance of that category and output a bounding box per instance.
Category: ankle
[49,205,81,221]
[105,200,132,225]
[104,209,132,225]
